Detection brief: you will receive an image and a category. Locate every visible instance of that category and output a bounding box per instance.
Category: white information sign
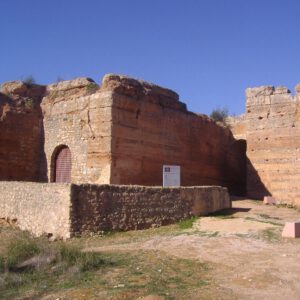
[163,165,181,187]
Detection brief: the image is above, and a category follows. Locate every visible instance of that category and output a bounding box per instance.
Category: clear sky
[1,0,300,115]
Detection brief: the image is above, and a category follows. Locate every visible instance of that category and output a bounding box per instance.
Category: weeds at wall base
[177,216,199,229]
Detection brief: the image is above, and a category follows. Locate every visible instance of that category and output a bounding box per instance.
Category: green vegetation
[210,106,230,126]
[59,244,108,272]
[0,256,5,273]
[276,203,295,209]
[25,98,35,109]
[0,225,212,299]
[23,75,36,87]
[86,82,99,94]
[0,229,116,299]
[261,228,281,242]
[177,216,199,229]
[5,238,40,270]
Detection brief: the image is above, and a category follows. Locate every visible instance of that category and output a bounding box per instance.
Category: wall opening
[51,145,72,183]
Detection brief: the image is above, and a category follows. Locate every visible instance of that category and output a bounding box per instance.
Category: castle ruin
[0,74,244,238]
[0,74,245,193]
[2,73,298,238]
[230,84,300,206]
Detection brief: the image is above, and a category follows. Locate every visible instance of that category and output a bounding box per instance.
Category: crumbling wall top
[0,81,46,99]
[246,85,291,99]
[101,73,179,101]
[245,84,297,107]
[46,77,95,92]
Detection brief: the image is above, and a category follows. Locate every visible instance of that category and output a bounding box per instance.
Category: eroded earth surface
[2,199,300,300]
[84,199,300,300]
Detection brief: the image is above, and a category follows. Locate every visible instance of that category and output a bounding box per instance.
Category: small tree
[23,75,36,86]
[210,106,229,125]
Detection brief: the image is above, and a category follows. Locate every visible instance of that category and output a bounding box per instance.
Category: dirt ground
[2,199,300,300]
[84,199,300,300]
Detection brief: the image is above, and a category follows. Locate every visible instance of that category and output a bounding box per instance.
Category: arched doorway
[52,146,72,183]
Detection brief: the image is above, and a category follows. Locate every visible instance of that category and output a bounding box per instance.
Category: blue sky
[1,0,300,115]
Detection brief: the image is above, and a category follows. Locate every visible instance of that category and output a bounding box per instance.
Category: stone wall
[0,182,230,239]
[0,182,71,238]
[231,84,300,205]
[0,74,246,194]
[105,74,246,195]
[246,85,300,204]
[0,82,46,181]
[227,114,247,140]
[41,78,112,183]
[70,184,230,234]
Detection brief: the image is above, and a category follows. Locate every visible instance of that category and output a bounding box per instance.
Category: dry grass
[0,223,212,300]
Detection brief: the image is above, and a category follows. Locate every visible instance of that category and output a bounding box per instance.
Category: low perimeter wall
[0,183,230,239]
[0,182,71,238]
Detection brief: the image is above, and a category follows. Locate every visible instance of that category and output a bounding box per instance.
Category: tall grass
[6,239,40,270]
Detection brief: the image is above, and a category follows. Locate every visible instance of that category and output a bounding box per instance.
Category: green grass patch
[86,82,99,94]
[0,232,117,299]
[5,238,40,270]
[0,225,213,300]
[261,228,281,242]
[276,203,295,209]
[112,250,211,299]
[0,256,5,273]
[178,216,199,229]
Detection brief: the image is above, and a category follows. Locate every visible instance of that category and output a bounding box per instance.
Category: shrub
[6,239,40,270]
[0,256,5,273]
[210,107,229,125]
[25,98,34,109]
[86,82,99,94]
[79,252,106,271]
[23,75,36,87]
[59,244,80,265]
[59,244,106,271]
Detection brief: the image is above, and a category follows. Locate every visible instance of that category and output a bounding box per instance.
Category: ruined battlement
[46,77,95,92]
[0,73,246,194]
[101,74,187,112]
[102,74,179,101]
[245,84,300,107]
[228,82,300,205]
[34,74,187,113]
[0,87,44,181]
[0,80,46,100]
[0,73,244,238]
[246,85,291,98]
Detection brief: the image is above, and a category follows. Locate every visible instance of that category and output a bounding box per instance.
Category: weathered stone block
[282,222,300,238]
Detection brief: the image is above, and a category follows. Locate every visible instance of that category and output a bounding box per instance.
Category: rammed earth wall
[230,84,300,205]
[0,74,246,195]
[0,182,230,239]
